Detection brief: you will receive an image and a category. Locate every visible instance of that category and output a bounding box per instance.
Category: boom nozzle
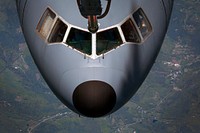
[88,15,98,33]
[77,0,111,33]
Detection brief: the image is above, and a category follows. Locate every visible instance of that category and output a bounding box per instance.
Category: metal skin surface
[16,0,174,117]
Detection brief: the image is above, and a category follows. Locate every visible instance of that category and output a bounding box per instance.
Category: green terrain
[0,0,200,133]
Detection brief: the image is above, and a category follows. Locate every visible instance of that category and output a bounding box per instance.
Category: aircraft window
[37,8,56,38]
[48,19,68,43]
[121,18,141,43]
[96,28,122,55]
[133,8,152,38]
[66,28,92,55]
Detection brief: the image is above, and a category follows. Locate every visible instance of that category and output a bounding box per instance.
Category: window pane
[48,19,68,43]
[96,28,122,55]
[121,18,141,43]
[66,28,91,55]
[37,8,56,38]
[133,8,152,38]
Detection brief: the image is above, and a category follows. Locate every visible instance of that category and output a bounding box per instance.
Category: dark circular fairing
[73,81,116,117]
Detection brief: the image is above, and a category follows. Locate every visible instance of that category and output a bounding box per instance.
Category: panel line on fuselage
[160,0,168,25]
[21,0,28,27]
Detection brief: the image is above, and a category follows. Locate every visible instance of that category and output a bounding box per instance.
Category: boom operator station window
[37,8,56,39]
[96,28,123,55]
[133,8,152,38]
[66,28,92,55]
[121,18,141,43]
[48,19,68,43]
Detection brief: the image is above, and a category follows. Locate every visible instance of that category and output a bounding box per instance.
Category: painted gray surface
[16,0,174,117]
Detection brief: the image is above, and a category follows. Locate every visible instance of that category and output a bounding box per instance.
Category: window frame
[48,18,68,43]
[36,7,153,59]
[96,27,123,55]
[121,18,141,43]
[66,27,92,55]
[132,8,152,40]
[36,8,56,40]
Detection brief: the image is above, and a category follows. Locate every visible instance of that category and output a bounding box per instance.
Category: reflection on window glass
[48,19,68,43]
[121,18,141,43]
[96,28,122,55]
[133,8,152,38]
[66,28,91,55]
[37,8,56,38]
